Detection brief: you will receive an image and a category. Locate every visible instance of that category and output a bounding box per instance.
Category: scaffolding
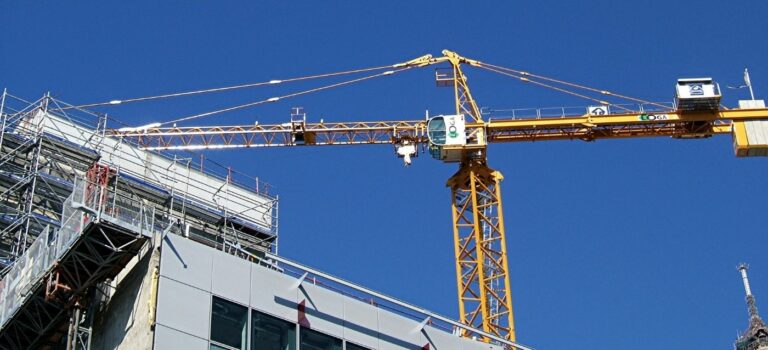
[0,91,279,270]
[0,91,280,349]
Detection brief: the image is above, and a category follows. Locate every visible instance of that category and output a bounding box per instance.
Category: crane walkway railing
[0,176,165,331]
[483,101,676,120]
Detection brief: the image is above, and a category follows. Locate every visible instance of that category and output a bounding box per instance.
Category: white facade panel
[299,282,345,338]
[154,324,209,350]
[462,336,504,350]
[211,249,252,305]
[155,277,212,339]
[250,263,299,322]
[159,235,213,292]
[422,326,465,350]
[377,310,425,350]
[343,298,381,350]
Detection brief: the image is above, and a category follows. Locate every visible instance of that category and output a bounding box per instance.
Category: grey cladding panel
[251,264,299,321]
[155,277,212,339]
[153,324,209,350]
[211,249,251,304]
[298,282,345,338]
[343,298,380,350]
[159,235,213,291]
[377,309,424,350]
[422,326,465,350]
[461,337,504,350]
[155,237,509,350]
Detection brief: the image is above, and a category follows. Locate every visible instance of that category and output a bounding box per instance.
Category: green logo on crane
[639,114,670,121]
[448,117,459,138]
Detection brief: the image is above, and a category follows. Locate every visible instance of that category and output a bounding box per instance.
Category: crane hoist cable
[478,64,634,112]
[52,64,398,111]
[158,66,415,126]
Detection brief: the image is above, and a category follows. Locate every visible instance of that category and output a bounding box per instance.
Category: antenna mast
[735,264,768,350]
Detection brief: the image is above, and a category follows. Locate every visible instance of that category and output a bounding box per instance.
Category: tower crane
[99,50,768,343]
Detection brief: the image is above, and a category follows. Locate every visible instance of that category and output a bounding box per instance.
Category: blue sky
[2,1,767,349]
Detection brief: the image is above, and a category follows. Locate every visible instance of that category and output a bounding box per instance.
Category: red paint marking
[298,300,310,328]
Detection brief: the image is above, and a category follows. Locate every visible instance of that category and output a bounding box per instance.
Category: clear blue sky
[2,1,767,349]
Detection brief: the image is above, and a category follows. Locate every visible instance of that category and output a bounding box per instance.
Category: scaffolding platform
[0,177,163,349]
[0,91,278,349]
[1,92,278,267]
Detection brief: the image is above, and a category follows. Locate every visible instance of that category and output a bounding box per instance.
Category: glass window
[300,327,342,350]
[211,296,248,350]
[346,342,372,350]
[210,344,230,350]
[427,117,447,145]
[252,310,296,350]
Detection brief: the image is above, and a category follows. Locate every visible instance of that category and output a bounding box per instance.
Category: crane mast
[386,50,517,340]
[439,51,516,340]
[108,50,768,344]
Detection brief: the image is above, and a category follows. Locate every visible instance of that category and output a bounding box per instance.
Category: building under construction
[0,92,519,350]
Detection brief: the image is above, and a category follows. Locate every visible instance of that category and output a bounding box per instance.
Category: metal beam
[110,108,768,151]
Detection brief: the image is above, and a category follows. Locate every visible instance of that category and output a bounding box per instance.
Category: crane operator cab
[427,114,485,162]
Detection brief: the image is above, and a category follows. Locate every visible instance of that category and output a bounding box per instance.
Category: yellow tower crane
[107,50,768,343]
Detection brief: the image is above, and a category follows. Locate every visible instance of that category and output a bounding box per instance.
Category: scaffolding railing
[1,90,278,264]
[0,175,166,330]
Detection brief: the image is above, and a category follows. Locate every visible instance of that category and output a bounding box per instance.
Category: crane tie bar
[477,65,633,112]
[52,64,398,111]
[476,62,670,111]
[158,67,414,126]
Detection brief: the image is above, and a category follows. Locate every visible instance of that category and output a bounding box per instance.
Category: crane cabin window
[427,117,447,145]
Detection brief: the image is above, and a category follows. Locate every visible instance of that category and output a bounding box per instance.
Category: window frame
[250,308,298,350]
[209,295,250,350]
[344,340,374,350]
[209,294,378,350]
[299,325,343,350]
